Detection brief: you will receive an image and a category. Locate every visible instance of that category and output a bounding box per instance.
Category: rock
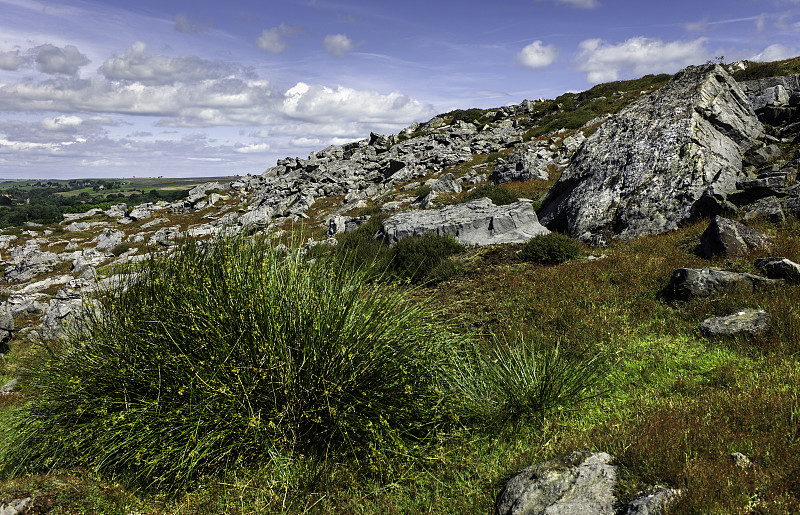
[65,221,90,232]
[104,203,127,218]
[490,148,550,184]
[740,74,800,124]
[539,64,763,243]
[0,497,32,515]
[495,450,617,515]
[38,297,94,340]
[625,486,680,515]
[754,257,800,281]
[699,308,770,337]
[327,215,370,237]
[378,198,550,246]
[744,196,785,223]
[430,173,462,194]
[730,452,754,469]
[238,205,273,227]
[72,248,107,273]
[95,228,124,252]
[698,216,771,258]
[148,226,182,247]
[2,250,60,283]
[0,304,13,351]
[0,378,18,394]
[562,131,586,155]
[128,205,151,221]
[663,268,780,300]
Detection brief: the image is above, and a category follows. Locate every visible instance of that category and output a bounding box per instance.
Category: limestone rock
[430,173,462,194]
[625,486,680,515]
[699,308,770,337]
[378,198,549,246]
[744,197,785,223]
[539,64,763,243]
[2,249,59,283]
[663,268,780,300]
[495,450,617,515]
[754,257,800,281]
[128,205,151,221]
[698,216,771,258]
[491,148,550,184]
[95,229,124,252]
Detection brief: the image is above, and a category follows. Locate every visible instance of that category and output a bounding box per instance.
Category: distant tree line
[0,180,188,228]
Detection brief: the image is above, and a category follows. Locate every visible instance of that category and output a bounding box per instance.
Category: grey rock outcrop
[663,268,780,300]
[491,148,551,184]
[698,216,771,258]
[744,196,785,222]
[377,198,549,246]
[0,304,13,351]
[699,308,770,337]
[754,257,800,281]
[2,248,60,283]
[740,74,800,125]
[95,228,124,252]
[539,64,763,243]
[495,451,617,515]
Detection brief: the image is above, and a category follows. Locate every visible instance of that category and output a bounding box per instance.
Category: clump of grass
[519,233,581,264]
[2,234,472,491]
[390,233,465,284]
[462,184,518,206]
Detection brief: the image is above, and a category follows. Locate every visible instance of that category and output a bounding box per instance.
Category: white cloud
[323,34,355,57]
[33,43,89,75]
[556,0,598,8]
[290,137,321,147]
[234,142,270,153]
[41,115,83,130]
[0,50,25,70]
[516,40,559,69]
[257,24,302,54]
[575,36,709,83]
[752,43,798,62]
[98,42,239,85]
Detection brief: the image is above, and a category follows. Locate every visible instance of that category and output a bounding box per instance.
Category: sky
[1,0,799,180]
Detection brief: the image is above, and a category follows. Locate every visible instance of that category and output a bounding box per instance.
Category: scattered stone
[754,257,800,281]
[128,205,152,221]
[730,452,754,469]
[663,268,780,300]
[0,496,32,515]
[625,486,681,515]
[95,228,125,252]
[490,147,551,184]
[430,173,462,194]
[698,216,771,258]
[744,196,785,223]
[72,248,107,273]
[495,451,617,515]
[539,65,762,242]
[378,198,549,246]
[699,308,770,337]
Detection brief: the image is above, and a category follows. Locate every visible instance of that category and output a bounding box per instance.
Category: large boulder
[754,257,800,281]
[698,216,771,258]
[377,198,549,246]
[491,148,551,184]
[663,268,780,300]
[539,64,763,243]
[495,451,617,515]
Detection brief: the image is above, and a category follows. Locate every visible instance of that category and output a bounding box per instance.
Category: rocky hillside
[1,59,799,351]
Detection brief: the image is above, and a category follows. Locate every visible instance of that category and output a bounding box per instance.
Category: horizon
[1,0,799,180]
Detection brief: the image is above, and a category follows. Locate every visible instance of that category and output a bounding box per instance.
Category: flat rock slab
[698,216,771,258]
[699,309,770,337]
[378,198,549,246]
[663,268,780,300]
[495,450,617,515]
[625,486,681,515]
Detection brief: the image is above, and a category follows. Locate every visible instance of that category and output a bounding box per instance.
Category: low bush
[462,184,518,206]
[519,233,581,264]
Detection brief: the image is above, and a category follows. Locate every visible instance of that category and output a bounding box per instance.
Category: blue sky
[1,0,799,179]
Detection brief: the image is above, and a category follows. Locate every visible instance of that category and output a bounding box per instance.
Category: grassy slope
[1,64,799,513]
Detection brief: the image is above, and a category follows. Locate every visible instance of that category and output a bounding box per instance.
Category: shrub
[110,242,134,257]
[334,214,391,274]
[2,234,470,491]
[462,184,518,206]
[390,233,465,284]
[414,184,432,201]
[519,233,581,264]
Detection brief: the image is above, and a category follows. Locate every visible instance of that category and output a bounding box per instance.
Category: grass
[0,232,601,510]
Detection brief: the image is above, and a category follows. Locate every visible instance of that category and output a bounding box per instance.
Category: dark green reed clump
[2,235,472,490]
[1,234,604,494]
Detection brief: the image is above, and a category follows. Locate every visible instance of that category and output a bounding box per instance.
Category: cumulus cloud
[257,24,302,54]
[33,44,89,75]
[174,13,212,34]
[323,34,355,57]
[752,43,798,62]
[99,42,239,85]
[516,40,559,69]
[575,36,709,83]
[0,50,25,71]
[234,142,270,153]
